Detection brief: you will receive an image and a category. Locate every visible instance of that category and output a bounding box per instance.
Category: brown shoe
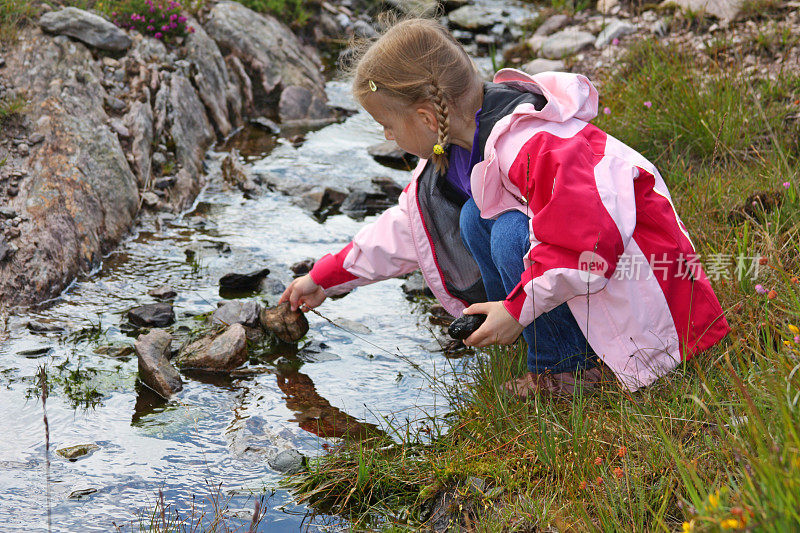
[502,365,617,399]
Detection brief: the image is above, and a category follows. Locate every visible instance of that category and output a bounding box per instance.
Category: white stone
[541,30,595,59]
[595,20,636,48]
[526,34,547,54]
[597,0,619,13]
[521,58,566,75]
[660,0,745,21]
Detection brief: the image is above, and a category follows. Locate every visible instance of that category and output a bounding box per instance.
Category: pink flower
[755,284,767,294]
[612,37,620,45]
[188,26,195,33]
[149,6,156,12]
[170,13,178,21]
[795,335,800,343]
[178,15,186,23]
[603,107,611,115]
[147,25,154,31]
[784,182,791,189]
[154,32,163,39]
[643,101,652,108]
[162,24,169,31]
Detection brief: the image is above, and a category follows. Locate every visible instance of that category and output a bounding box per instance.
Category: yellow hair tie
[433,144,445,155]
[369,80,377,92]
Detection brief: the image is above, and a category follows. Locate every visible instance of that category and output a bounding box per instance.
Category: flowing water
[0,81,467,532]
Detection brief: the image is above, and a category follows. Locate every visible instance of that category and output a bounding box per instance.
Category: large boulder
[135,329,183,399]
[203,1,331,124]
[185,17,241,137]
[176,323,248,371]
[168,73,215,181]
[0,31,139,305]
[39,7,132,52]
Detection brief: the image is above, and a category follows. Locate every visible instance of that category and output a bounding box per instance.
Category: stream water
[0,81,467,532]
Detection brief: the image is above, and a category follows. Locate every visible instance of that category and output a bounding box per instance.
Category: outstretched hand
[279,274,326,312]
[462,301,524,348]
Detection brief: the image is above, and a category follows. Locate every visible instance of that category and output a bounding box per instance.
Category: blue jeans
[459,198,596,374]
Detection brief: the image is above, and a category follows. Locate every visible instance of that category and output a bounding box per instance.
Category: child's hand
[462,301,524,348]
[279,274,326,312]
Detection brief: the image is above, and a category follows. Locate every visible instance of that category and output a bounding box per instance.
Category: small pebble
[28,133,44,145]
[17,143,29,156]
[7,186,18,197]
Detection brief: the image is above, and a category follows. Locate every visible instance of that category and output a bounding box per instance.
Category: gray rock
[250,117,280,134]
[68,488,98,499]
[104,95,126,113]
[133,35,168,63]
[652,19,669,36]
[0,32,140,306]
[351,20,377,39]
[221,150,258,194]
[385,0,438,14]
[28,133,45,145]
[526,35,547,55]
[595,19,636,48]
[402,271,433,297]
[135,329,182,399]
[0,56,4,68]
[109,118,129,138]
[278,85,333,125]
[541,30,596,59]
[447,5,504,30]
[141,191,160,208]
[185,17,240,137]
[154,176,175,189]
[128,302,175,327]
[27,320,64,333]
[260,302,309,343]
[176,323,248,371]
[204,2,331,122]
[268,449,306,474]
[597,0,620,13]
[367,140,414,164]
[298,341,341,363]
[662,0,745,20]
[168,74,215,180]
[332,318,371,334]
[0,207,16,219]
[124,99,153,188]
[56,443,99,461]
[152,152,167,169]
[259,277,286,298]
[521,58,566,75]
[148,285,177,299]
[290,258,315,275]
[17,143,29,156]
[534,14,570,36]
[39,7,132,51]
[212,300,262,328]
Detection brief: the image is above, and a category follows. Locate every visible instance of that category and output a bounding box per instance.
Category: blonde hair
[347,17,483,173]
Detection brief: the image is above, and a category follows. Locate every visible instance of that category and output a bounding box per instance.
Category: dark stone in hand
[448,313,487,340]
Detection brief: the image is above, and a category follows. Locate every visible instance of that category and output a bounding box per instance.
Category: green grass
[0,92,27,125]
[286,38,800,531]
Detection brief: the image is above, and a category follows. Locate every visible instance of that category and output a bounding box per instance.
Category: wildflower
[603,106,611,115]
[594,456,603,465]
[617,446,627,457]
[595,476,603,485]
[150,6,156,12]
[154,32,163,39]
[682,520,694,533]
[612,37,620,45]
[793,277,799,284]
[785,340,793,347]
[613,467,623,478]
[178,15,186,23]
[758,256,768,265]
[188,26,195,33]
[788,324,799,335]
[170,13,178,21]
[643,101,652,108]
[579,480,587,490]
[784,182,792,189]
[708,490,720,509]
[147,25,154,31]
[755,284,767,294]
[720,518,743,529]
[162,24,169,31]
[767,289,777,299]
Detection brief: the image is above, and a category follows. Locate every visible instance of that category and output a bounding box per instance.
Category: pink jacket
[310,69,730,391]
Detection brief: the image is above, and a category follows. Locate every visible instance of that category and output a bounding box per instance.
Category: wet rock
[372,176,403,200]
[268,448,307,474]
[219,267,270,290]
[26,320,63,333]
[185,17,240,137]
[298,341,341,363]
[221,150,258,194]
[169,73,215,179]
[595,20,636,48]
[39,7,132,51]
[534,14,570,37]
[664,0,745,20]
[18,347,53,358]
[148,285,177,299]
[124,99,153,188]
[68,488,98,499]
[341,190,395,219]
[521,58,566,75]
[135,329,183,399]
[448,5,503,30]
[176,323,248,371]
[250,116,280,134]
[541,30,596,59]
[259,276,286,298]
[278,85,333,126]
[212,300,262,328]
[290,258,315,276]
[128,302,175,327]
[94,344,135,358]
[401,271,433,297]
[332,318,371,334]
[367,140,416,166]
[1,32,139,306]
[205,2,331,122]
[260,302,309,343]
[298,187,348,216]
[56,443,99,461]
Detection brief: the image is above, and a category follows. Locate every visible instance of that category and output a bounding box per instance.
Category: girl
[279,18,730,396]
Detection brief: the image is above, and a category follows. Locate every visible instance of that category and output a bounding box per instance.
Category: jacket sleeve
[496,128,636,327]
[309,187,420,296]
